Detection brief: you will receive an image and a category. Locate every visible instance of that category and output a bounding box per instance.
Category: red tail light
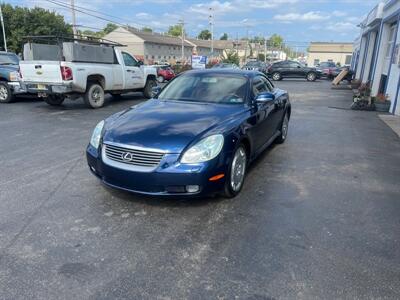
[60,66,73,81]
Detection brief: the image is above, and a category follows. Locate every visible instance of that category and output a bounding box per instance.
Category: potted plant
[374,94,391,112]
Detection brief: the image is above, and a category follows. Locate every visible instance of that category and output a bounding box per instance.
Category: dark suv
[268,60,321,81]
[242,61,268,74]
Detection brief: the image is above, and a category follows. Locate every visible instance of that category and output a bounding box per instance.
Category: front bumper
[23,82,73,95]
[86,143,230,197]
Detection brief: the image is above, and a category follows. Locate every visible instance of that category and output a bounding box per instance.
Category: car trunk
[20,61,63,83]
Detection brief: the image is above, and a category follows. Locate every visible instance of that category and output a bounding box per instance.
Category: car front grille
[104,143,165,168]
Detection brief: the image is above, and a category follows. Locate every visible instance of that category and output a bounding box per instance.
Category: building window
[386,23,397,58]
[327,59,333,62]
[314,59,320,66]
[152,55,155,59]
[345,55,352,65]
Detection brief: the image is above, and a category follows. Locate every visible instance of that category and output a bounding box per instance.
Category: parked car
[267,60,321,81]
[212,63,240,69]
[242,61,268,74]
[0,51,25,103]
[156,65,175,83]
[19,37,158,108]
[316,61,337,79]
[86,69,291,198]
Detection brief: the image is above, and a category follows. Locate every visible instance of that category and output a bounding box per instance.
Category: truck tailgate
[20,61,62,83]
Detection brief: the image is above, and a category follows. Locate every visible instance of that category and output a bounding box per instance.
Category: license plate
[36,84,47,90]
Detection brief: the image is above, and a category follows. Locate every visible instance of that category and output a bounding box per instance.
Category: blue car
[86,69,291,198]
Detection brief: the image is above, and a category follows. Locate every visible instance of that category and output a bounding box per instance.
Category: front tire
[223,145,247,198]
[157,75,164,83]
[143,78,156,99]
[272,72,282,81]
[307,72,317,82]
[44,95,65,106]
[84,83,105,108]
[276,112,289,144]
[0,82,14,103]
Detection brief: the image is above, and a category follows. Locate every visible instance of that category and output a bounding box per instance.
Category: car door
[264,76,285,132]
[289,62,304,78]
[250,76,277,151]
[278,61,291,77]
[121,52,143,89]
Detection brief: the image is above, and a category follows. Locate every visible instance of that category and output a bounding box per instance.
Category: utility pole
[244,25,249,63]
[264,35,267,63]
[0,4,7,52]
[70,0,77,38]
[179,19,185,64]
[209,7,214,58]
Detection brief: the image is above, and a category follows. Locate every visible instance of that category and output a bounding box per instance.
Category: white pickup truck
[20,47,158,108]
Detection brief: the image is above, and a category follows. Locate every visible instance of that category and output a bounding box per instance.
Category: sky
[9,0,381,50]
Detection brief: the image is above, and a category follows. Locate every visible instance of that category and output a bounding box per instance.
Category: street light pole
[0,4,7,52]
[179,19,185,63]
[209,7,214,58]
[264,35,267,63]
[70,0,77,37]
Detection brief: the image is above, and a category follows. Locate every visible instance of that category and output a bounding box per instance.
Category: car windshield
[158,73,247,104]
[0,53,19,65]
[246,61,261,67]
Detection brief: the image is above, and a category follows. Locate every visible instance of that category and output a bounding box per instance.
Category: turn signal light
[209,174,225,181]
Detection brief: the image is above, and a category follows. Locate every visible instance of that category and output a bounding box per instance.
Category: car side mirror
[256,92,275,103]
[137,61,144,66]
[151,86,161,98]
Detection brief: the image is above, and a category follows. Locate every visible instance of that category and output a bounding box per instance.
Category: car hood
[0,64,19,72]
[103,99,246,153]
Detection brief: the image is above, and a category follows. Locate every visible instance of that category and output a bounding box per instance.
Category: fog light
[186,185,200,193]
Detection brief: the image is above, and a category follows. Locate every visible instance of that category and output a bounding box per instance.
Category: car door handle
[127,70,135,73]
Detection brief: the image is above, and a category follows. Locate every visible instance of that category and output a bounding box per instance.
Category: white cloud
[326,22,357,32]
[274,11,326,22]
[332,10,347,17]
[135,12,152,19]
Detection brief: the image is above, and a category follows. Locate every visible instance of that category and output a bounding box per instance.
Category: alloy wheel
[282,114,289,140]
[0,86,8,101]
[230,147,247,192]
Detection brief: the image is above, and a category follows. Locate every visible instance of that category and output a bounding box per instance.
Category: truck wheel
[84,83,105,108]
[143,79,156,99]
[0,82,14,103]
[157,75,164,83]
[44,95,65,106]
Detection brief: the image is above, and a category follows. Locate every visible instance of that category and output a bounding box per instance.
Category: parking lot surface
[1,80,400,299]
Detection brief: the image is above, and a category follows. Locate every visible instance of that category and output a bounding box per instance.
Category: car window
[0,53,19,65]
[158,73,248,104]
[289,62,300,68]
[252,76,268,96]
[122,52,138,67]
[261,77,274,91]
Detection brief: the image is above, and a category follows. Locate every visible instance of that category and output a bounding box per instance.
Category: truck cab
[0,52,25,103]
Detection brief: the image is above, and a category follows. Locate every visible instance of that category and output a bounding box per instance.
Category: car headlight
[9,71,19,81]
[181,134,224,164]
[90,120,104,149]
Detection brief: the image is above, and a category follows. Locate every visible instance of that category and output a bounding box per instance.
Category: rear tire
[143,78,156,99]
[276,112,289,144]
[223,144,247,198]
[306,72,317,82]
[272,72,282,81]
[84,83,105,108]
[0,82,14,103]
[44,95,65,106]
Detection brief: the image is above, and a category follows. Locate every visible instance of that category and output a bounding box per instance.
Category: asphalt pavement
[1,79,400,299]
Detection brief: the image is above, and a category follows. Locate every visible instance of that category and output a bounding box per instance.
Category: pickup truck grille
[104,143,164,168]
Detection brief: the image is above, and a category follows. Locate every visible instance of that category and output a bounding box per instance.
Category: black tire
[272,72,282,81]
[143,78,156,99]
[0,81,14,103]
[306,72,317,82]
[157,75,164,83]
[44,95,65,106]
[84,83,105,109]
[276,111,289,144]
[223,144,247,198]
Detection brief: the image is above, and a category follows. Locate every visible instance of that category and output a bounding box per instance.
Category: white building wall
[362,31,377,82]
[356,36,367,79]
[386,24,400,113]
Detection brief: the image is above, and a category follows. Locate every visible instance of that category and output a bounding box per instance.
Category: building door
[383,23,397,75]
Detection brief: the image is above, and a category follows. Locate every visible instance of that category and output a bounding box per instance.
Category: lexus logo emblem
[121,152,134,161]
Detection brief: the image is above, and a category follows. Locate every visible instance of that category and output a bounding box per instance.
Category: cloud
[326,22,357,32]
[135,12,152,19]
[247,0,299,8]
[274,11,326,22]
[332,10,347,17]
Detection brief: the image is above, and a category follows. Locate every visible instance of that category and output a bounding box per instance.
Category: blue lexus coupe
[86,69,291,197]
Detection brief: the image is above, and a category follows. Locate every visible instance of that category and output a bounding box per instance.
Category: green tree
[220,33,228,40]
[142,27,153,33]
[268,34,283,48]
[0,4,72,53]
[223,50,239,65]
[167,24,183,37]
[102,23,118,35]
[197,29,211,40]
[257,53,265,61]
